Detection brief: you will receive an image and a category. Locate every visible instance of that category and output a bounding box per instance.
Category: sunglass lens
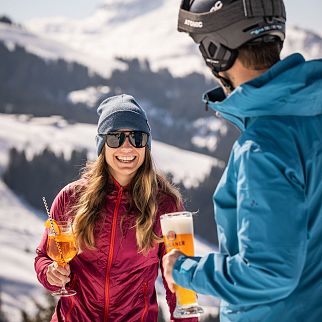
[105,131,148,148]
[129,132,148,148]
[106,133,124,148]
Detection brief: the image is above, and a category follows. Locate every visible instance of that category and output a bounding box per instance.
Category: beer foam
[160,213,194,235]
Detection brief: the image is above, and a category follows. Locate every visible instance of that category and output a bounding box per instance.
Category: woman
[34,94,198,321]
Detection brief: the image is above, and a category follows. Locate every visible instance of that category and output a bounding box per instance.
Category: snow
[0,179,45,321]
[0,23,124,78]
[0,114,223,188]
[1,1,321,81]
[191,117,228,152]
[22,0,206,77]
[19,0,322,78]
[283,26,322,60]
[67,86,111,108]
[0,1,321,84]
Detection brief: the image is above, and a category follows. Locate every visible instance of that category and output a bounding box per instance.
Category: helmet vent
[208,42,218,57]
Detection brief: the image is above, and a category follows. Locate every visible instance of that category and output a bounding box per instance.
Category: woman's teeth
[116,156,136,163]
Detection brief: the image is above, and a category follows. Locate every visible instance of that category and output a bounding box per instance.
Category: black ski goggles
[104,131,149,148]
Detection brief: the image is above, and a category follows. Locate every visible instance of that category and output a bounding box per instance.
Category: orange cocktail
[46,219,77,297]
[47,234,77,265]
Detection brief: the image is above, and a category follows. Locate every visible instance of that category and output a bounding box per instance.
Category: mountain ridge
[23,0,322,77]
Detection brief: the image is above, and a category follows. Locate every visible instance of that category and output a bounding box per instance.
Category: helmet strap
[213,71,235,94]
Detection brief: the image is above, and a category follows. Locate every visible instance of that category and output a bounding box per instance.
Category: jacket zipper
[104,186,123,322]
[64,273,77,321]
[140,282,148,322]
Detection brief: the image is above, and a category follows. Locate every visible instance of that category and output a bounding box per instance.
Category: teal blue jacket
[173,54,322,322]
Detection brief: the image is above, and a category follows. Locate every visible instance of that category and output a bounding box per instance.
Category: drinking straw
[42,197,65,265]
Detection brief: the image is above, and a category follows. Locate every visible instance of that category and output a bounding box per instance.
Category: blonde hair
[72,146,182,253]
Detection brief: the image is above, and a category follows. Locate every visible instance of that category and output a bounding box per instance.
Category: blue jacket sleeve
[173,143,308,306]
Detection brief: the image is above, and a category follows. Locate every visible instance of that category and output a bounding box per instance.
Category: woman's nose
[121,136,132,148]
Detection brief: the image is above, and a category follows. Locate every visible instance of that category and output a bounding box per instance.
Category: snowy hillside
[1,0,320,79]
[0,114,224,188]
[0,22,120,78]
[0,179,45,322]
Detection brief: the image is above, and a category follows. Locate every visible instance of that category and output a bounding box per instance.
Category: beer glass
[160,211,204,318]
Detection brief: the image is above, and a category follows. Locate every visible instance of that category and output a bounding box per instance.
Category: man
[163,0,322,321]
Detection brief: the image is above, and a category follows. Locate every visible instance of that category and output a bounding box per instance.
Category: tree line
[0,39,239,163]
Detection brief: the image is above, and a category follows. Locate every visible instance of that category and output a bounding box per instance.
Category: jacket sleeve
[172,144,307,306]
[159,242,198,322]
[34,186,70,291]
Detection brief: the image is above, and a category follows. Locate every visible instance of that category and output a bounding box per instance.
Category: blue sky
[0,0,321,34]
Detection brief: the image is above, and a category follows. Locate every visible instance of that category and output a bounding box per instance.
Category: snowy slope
[0,179,45,321]
[0,114,224,188]
[0,22,123,78]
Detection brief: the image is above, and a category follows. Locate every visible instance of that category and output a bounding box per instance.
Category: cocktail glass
[46,220,77,297]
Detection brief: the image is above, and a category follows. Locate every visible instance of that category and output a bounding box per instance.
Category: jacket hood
[204,53,322,129]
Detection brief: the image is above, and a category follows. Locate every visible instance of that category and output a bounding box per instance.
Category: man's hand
[162,249,184,293]
[46,262,71,287]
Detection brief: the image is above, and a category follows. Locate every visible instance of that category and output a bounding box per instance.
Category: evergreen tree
[0,289,9,322]
[3,147,87,210]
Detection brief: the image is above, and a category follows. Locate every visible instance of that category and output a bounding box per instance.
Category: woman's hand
[46,262,71,287]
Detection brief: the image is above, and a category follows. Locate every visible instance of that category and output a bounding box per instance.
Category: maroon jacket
[35,178,198,322]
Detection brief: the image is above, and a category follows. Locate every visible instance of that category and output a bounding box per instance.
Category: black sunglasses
[105,131,149,148]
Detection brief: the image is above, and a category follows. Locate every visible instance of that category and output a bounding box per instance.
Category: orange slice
[44,219,60,235]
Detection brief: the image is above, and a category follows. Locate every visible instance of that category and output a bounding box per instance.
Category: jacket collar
[203,53,322,131]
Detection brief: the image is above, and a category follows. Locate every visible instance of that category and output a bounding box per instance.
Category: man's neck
[220,59,269,89]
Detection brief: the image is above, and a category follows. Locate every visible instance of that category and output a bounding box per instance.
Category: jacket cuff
[173,255,201,290]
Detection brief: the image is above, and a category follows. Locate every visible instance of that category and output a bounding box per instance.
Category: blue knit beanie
[95,94,151,156]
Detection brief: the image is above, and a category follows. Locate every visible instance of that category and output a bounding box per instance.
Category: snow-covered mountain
[1,0,321,79]
[23,1,322,72]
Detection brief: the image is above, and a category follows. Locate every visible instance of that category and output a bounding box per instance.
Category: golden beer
[160,212,204,318]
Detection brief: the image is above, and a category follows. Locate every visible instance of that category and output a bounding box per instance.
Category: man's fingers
[163,250,182,293]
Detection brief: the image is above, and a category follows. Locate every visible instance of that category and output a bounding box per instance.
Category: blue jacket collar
[203,53,322,131]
